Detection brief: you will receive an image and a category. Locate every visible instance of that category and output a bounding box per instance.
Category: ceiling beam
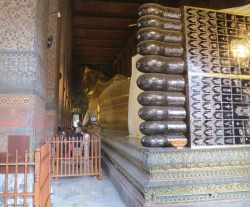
[74,61,113,65]
[73,58,114,62]
[76,50,122,54]
[74,49,120,53]
[73,45,123,48]
[74,56,115,59]
[73,39,126,43]
[74,60,114,64]
[74,55,114,58]
[74,55,111,57]
[74,53,118,56]
[73,36,127,40]
[74,57,114,59]
[73,26,133,31]
[73,12,138,19]
[73,45,122,49]
[73,55,117,59]
[76,0,148,4]
[73,45,122,48]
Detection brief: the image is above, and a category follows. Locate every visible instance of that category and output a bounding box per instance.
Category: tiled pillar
[45,0,61,137]
[0,0,49,155]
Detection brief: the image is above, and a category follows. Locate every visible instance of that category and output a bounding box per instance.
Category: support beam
[73,26,133,31]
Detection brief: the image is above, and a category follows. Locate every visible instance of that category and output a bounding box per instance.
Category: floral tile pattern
[0,0,36,51]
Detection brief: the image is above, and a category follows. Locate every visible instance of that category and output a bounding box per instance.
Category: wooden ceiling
[72,0,155,66]
[70,0,242,112]
[71,0,242,67]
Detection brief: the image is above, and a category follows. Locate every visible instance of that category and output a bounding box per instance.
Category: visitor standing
[82,127,90,158]
[73,127,83,168]
[77,120,82,127]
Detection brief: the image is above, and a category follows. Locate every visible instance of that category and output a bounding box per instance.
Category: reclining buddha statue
[82,49,187,148]
[82,65,142,136]
[82,2,189,148]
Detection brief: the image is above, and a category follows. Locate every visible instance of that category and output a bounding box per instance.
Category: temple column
[58,0,72,129]
[0,0,49,154]
[45,0,61,137]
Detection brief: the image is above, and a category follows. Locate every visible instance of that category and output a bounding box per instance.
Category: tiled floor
[51,172,126,207]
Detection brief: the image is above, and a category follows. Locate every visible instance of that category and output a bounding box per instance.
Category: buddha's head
[82,66,105,98]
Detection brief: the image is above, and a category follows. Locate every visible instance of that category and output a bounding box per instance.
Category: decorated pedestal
[101,131,250,207]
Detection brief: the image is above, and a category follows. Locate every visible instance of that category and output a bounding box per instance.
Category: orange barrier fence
[0,142,52,207]
[48,132,102,181]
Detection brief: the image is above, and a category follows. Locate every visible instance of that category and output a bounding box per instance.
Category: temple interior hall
[1,0,250,206]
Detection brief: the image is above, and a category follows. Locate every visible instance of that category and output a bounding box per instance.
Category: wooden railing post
[34,147,41,207]
[24,149,28,207]
[0,142,51,207]
[54,136,59,182]
[97,135,102,180]
[4,151,9,207]
[49,132,102,180]
[49,139,51,185]
[14,149,19,205]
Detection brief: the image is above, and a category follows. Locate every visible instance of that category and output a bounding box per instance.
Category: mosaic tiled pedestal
[101,130,250,207]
